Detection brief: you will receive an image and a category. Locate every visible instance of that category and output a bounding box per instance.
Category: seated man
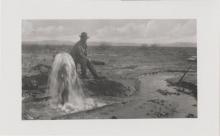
[70,32,104,79]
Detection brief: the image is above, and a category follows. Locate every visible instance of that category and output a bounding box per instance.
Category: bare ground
[22,45,197,119]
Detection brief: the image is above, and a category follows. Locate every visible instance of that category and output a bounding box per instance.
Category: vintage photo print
[22,19,197,120]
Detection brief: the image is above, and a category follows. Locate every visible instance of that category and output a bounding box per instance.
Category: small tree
[150,43,159,48]
[97,42,112,50]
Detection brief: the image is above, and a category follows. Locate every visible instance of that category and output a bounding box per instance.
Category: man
[70,32,104,79]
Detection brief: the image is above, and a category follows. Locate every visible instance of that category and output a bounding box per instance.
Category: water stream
[48,52,105,113]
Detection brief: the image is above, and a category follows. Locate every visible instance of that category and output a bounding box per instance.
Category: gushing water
[48,52,104,113]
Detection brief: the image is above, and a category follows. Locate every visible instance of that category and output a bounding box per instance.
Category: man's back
[70,40,87,62]
[69,32,104,79]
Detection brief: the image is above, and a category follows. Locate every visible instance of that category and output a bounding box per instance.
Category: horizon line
[22,40,197,45]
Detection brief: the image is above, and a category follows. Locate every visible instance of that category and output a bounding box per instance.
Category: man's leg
[80,58,104,79]
[79,58,88,78]
[86,59,99,78]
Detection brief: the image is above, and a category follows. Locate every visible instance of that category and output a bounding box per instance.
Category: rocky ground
[22,45,197,119]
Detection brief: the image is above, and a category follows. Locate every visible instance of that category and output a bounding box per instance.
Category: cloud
[22,21,34,36]
[145,20,178,38]
[22,20,196,44]
[36,25,65,34]
[92,20,196,43]
[143,20,196,43]
[93,22,149,42]
[171,20,196,37]
[22,20,70,41]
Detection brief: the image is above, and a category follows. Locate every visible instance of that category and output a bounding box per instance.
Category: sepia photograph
[22,19,197,120]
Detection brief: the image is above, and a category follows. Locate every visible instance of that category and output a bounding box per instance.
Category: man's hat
[79,32,89,39]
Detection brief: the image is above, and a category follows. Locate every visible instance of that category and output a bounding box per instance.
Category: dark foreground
[22,44,197,119]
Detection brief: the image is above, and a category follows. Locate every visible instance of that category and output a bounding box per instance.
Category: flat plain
[22,42,197,119]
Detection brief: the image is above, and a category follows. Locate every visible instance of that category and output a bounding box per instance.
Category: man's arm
[84,43,88,56]
[77,46,87,60]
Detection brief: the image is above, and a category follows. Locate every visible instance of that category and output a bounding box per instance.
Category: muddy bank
[166,72,197,99]
[22,46,197,119]
[22,64,137,98]
[22,64,197,119]
[83,79,136,97]
[52,72,197,119]
[22,64,138,120]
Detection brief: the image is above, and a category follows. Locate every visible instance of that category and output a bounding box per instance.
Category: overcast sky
[22,19,196,44]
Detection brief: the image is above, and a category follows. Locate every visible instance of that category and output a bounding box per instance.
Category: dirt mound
[22,64,137,99]
[22,64,51,90]
[83,79,136,97]
[166,74,197,99]
[22,67,137,120]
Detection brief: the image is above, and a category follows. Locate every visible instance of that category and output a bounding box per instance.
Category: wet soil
[54,72,197,119]
[22,46,197,119]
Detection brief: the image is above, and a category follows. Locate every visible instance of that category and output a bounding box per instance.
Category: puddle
[136,73,197,117]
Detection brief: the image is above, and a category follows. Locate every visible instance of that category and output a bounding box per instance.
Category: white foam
[48,52,105,113]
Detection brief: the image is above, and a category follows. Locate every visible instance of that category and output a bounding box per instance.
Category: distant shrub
[96,42,112,50]
[150,43,159,48]
[141,43,149,46]
[139,43,150,49]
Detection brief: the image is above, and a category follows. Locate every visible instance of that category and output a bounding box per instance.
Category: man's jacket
[70,40,87,62]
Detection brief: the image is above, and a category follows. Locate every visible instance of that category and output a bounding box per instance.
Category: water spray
[48,52,104,113]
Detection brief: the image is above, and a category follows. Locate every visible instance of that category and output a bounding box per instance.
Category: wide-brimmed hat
[79,32,89,39]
